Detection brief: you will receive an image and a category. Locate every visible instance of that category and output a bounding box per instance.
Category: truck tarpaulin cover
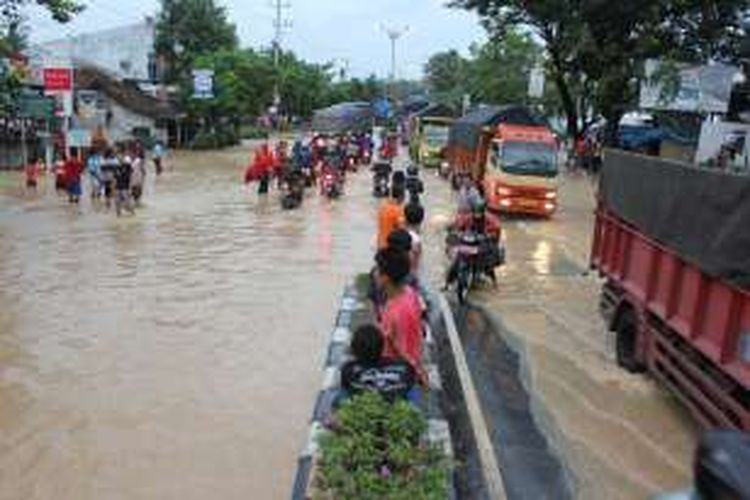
[448,105,544,150]
[312,102,372,134]
[601,149,750,288]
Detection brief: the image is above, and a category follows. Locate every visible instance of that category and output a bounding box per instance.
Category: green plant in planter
[317,392,450,500]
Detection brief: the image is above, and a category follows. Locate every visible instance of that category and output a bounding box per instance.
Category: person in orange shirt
[377,183,405,249]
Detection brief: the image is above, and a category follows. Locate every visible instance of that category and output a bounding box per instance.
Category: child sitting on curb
[340,324,416,403]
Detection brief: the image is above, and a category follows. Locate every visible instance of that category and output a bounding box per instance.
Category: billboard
[640,60,740,113]
[43,67,73,92]
[192,69,214,99]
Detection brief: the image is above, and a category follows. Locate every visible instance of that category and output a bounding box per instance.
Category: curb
[291,284,453,500]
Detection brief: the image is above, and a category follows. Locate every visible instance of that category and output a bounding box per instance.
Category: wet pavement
[0,147,380,500]
[0,151,700,499]
[416,171,699,499]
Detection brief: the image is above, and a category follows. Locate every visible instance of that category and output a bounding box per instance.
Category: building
[25,19,185,151]
[30,18,159,83]
[73,65,177,147]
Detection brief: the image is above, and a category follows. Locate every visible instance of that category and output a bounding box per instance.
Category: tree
[468,29,543,105]
[425,29,549,112]
[452,0,749,143]
[424,50,470,107]
[1,0,83,24]
[0,1,83,117]
[155,0,238,83]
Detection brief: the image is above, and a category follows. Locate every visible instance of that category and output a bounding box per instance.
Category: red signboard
[43,68,73,91]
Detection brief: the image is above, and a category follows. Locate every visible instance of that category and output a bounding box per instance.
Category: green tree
[0,0,83,24]
[451,0,748,142]
[468,29,543,105]
[155,0,238,83]
[424,49,470,107]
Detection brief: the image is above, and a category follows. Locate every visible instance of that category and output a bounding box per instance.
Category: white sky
[27,0,486,79]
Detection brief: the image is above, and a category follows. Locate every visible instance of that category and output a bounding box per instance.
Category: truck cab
[413,117,452,168]
[483,124,559,216]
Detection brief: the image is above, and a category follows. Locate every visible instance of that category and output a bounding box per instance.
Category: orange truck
[446,105,559,217]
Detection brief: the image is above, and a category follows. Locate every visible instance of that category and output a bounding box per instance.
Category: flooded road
[416,171,699,499]
[0,147,379,500]
[1,150,699,499]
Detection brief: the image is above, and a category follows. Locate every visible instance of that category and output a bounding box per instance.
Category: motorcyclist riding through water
[445,200,504,293]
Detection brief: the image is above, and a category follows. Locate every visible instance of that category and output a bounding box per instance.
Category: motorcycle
[345,154,358,173]
[372,161,392,198]
[446,231,504,304]
[452,232,483,304]
[373,172,390,198]
[281,174,304,210]
[361,149,372,166]
[321,170,341,199]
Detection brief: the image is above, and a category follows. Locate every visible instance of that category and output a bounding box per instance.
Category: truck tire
[615,312,645,373]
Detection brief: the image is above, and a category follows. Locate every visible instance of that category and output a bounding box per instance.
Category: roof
[414,103,455,118]
[449,105,546,150]
[456,105,544,127]
[75,65,178,120]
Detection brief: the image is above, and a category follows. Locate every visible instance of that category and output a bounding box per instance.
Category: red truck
[592,150,750,430]
[446,105,559,217]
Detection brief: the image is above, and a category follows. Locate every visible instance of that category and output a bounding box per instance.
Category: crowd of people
[334,155,503,409]
[242,131,402,202]
[22,142,168,216]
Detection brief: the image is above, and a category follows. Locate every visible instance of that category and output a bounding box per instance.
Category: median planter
[315,392,450,499]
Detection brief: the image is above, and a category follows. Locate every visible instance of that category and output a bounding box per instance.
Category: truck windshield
[497,141,557,177]
[423,124,449,147]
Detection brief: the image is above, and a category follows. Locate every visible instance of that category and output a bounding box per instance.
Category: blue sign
[373,97,391,119]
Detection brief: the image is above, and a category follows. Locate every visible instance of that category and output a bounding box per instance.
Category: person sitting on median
[340,324,416,404]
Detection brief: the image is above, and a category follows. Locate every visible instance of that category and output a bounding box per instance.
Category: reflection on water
[0,148,376,500]
[532,240,552,276]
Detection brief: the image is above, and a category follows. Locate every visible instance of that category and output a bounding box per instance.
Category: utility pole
[271,0,291,116]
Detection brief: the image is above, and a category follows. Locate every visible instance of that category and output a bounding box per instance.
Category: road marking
[438,293,508,500]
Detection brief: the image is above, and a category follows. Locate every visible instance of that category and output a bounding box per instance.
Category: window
[148,53,158,82]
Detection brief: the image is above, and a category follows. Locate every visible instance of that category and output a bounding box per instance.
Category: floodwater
[0,147,378,500]
[0,151,699,500]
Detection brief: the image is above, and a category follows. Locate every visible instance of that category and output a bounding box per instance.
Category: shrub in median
[316,391,450,499]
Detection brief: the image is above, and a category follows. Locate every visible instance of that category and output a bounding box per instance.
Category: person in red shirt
[245,143,274,194]
[24,157,41,192]
[451,204,502,241]
[374,246,427,397]
[446,201,503,288]
[64,154,84,204]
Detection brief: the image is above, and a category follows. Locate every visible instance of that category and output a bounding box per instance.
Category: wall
[32,19,156,82]
[106,101,166,145]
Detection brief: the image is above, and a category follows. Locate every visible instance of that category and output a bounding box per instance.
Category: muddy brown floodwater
[417,171,700,500]
[1,149,699,500]
[0,146,381,500]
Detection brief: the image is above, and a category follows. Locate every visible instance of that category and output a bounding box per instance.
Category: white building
[30,17,159,83]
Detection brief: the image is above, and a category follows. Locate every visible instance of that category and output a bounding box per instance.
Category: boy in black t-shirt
[340,324,415,403]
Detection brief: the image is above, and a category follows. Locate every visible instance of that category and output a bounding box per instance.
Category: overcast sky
[28,0,486,79]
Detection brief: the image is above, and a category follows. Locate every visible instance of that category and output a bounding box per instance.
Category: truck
[408,104,455,169]
[311,102,373,135]
[592,149,750,430]
[446,105,559,217]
